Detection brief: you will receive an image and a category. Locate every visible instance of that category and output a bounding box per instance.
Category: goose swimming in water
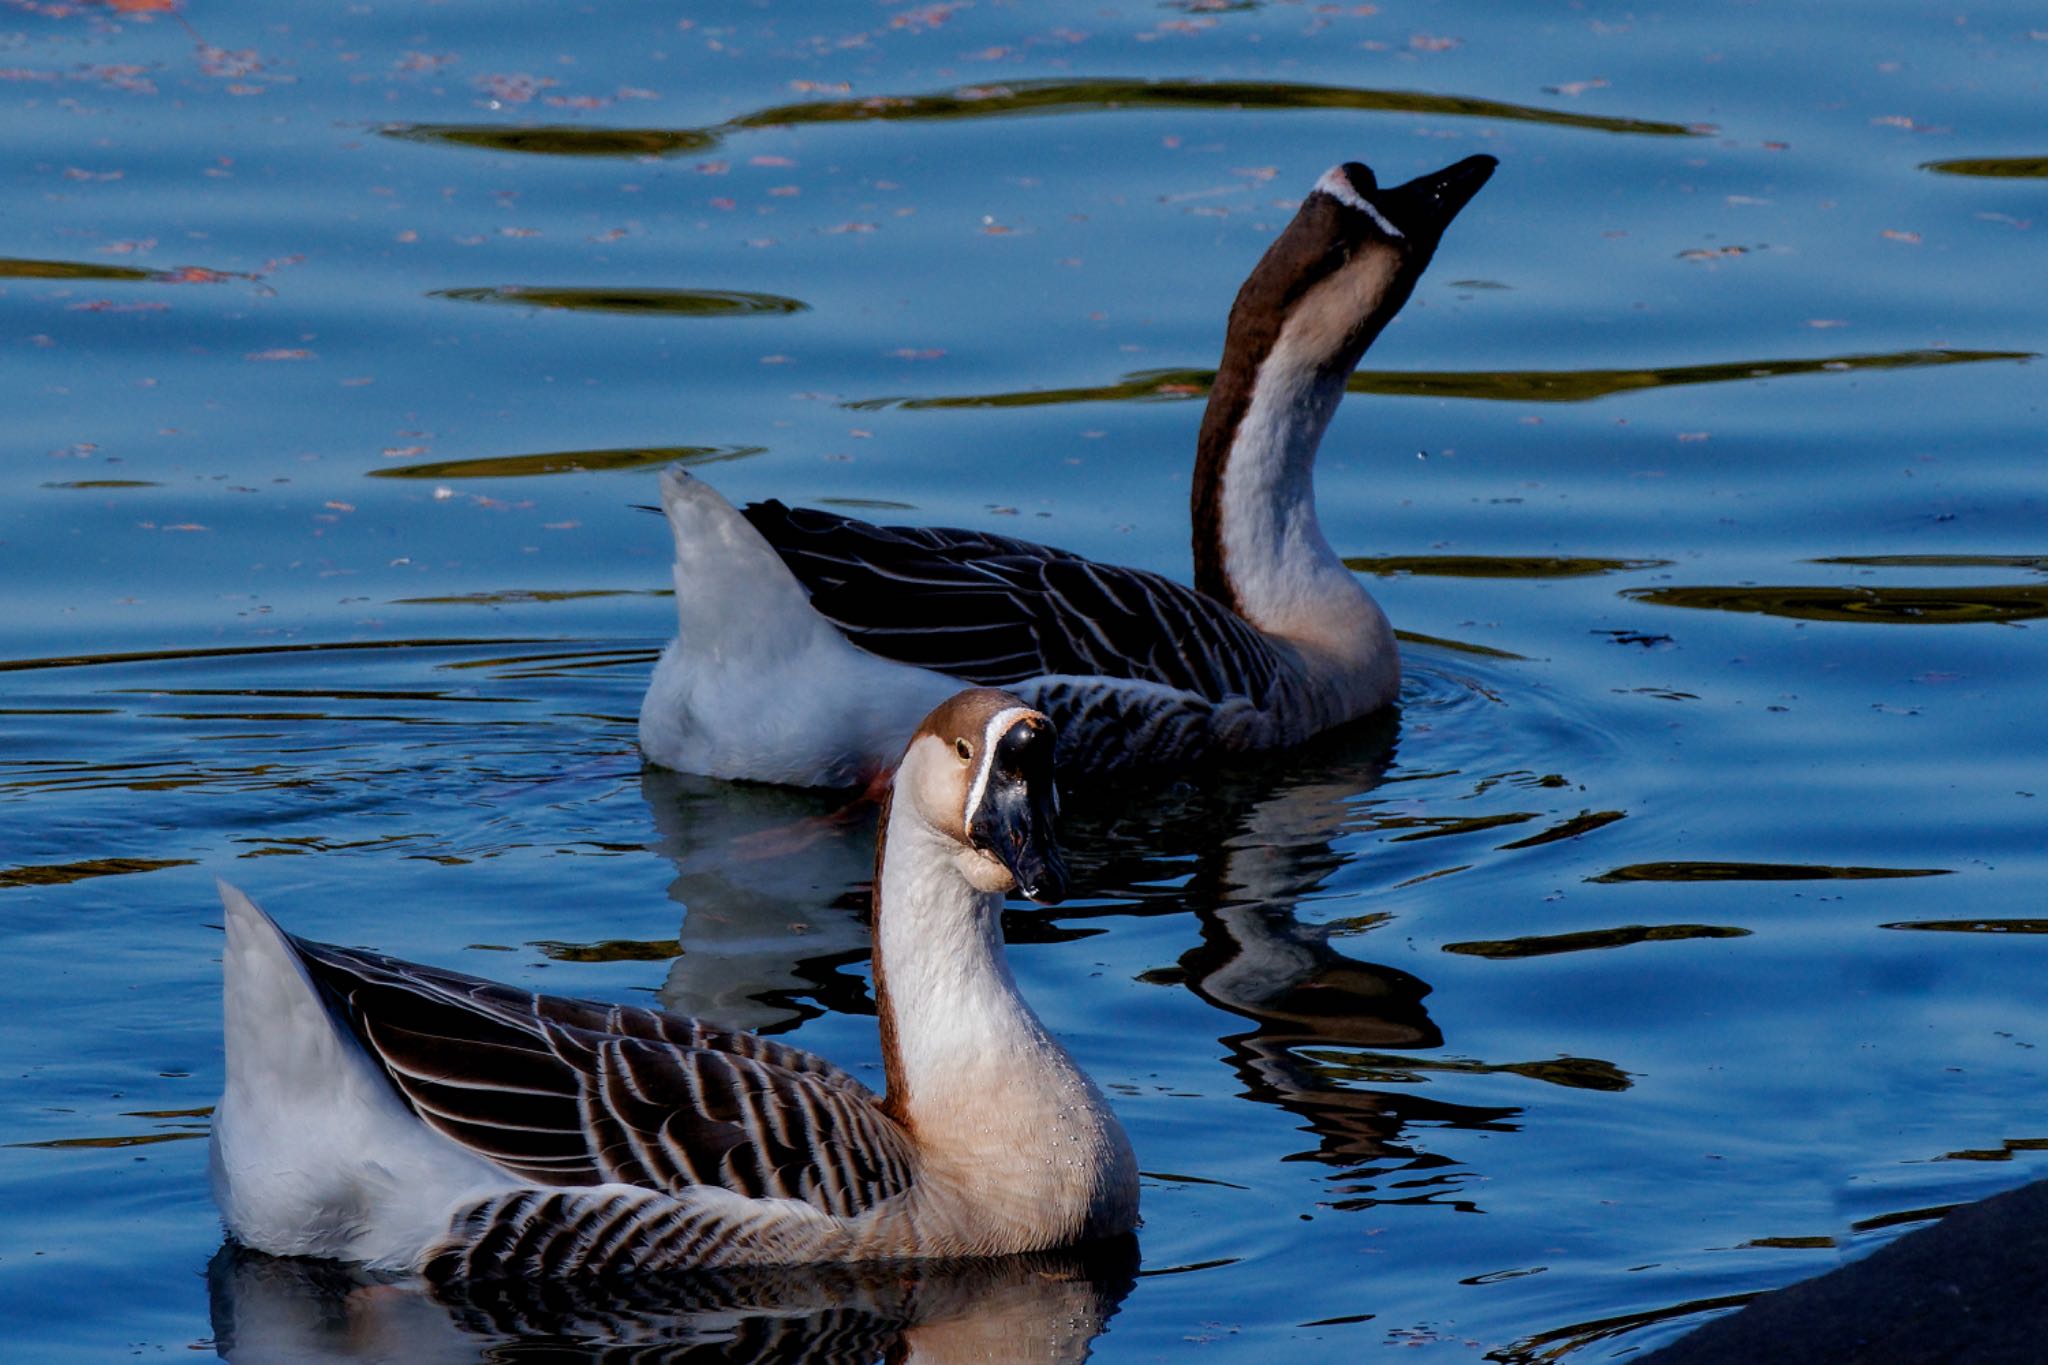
[640,154,1496,787]
[210,689,1137,1277]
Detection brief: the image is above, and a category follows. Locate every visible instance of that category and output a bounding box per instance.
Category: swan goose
[639,154,1496,787]
[210,689,1137,1277]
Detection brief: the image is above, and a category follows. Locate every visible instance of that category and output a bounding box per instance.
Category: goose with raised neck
[210,689,1137,1278]
[639,154,1497,788]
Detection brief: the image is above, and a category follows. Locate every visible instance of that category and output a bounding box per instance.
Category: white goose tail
[638,467,954,785]
[210,881,502,1268]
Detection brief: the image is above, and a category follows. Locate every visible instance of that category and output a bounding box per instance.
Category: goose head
[1220,154,1497,387]
[896,688,1068,904]
[1192,154,1496,624]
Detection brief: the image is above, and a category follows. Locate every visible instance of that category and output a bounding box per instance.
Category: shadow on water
[207,1236,1139,1364]
[845,348,2033,412]
[380,76,1703,161]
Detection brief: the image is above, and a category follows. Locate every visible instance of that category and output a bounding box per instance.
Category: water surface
[3,1,2045,1359]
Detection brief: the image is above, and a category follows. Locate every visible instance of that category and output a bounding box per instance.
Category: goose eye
[954,737,974,763]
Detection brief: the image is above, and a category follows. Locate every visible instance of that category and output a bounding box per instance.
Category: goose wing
[291,935,916,1217]
[743,500,1288,705]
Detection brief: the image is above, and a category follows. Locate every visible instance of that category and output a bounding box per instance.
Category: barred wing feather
[743,500,1287,706]
[291,937,917,1218]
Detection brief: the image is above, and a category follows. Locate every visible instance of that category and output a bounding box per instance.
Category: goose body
[211,690,1137,1278]
[640,154,1496,786]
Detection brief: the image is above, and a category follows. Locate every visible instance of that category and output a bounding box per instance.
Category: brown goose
[210,690,1137,1277]
[639,154,1495,787]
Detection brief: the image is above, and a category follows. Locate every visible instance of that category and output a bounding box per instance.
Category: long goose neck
[1191,325,1362,643]
[1191,224,1429,663]
[870,793,1071,1135]
[1192,337,1344,607]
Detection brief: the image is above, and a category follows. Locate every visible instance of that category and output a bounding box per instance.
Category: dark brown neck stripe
[869,785,912,1130]
[1191,276,1292,615]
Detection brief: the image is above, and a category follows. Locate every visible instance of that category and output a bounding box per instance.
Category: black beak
[1372,154,1496,244]
[968,719,1068,905]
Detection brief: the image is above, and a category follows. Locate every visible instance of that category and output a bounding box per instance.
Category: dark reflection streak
[1443,923,1750,959]
[1920,156,2048,178]
[0,255,156,281]
[1626,583,2048,626]
[391,589,667,606]
[1394,629,1529,662]
[232,835,430,854]
[1134,1256,1243,1277]
[1497,809,1626,850]
[384,123,721,157]
[724,78,1700,137]
[1812,554,2048,573]
[0,638,547,675]
[0,856,196,889]
[493,657,664,678]
[0,256,256,285]
[1850,1202,1963,1234]
[848,349,2032,412]
[534,937,683,963]
[1883,919,2048,934]
[380,76,1701,162]
[443,646,663,671]
[1349,555,1671,579]
[1489,1291,1760,1363]
[109,687,527,703]
[1941,1137,2048,1162]
[152,712,474,725]
[1300,1049,1631,1093]
[1740,1235,1837,1249]
[1140,1170,1250,1189]
[1592,861,1950,883]
[1385,811,1537,842]
[433,285,809,317]
[369,444,762,481]
[8,1131,206,1149]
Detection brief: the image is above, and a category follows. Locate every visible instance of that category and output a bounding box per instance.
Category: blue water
[2,1,2044,1358]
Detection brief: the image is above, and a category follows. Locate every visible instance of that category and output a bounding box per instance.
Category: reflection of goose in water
[1144,744,1636,1208]
[207,1235,1138,1364]
[1140,768,1512,1181]
[640,765,878,1033]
